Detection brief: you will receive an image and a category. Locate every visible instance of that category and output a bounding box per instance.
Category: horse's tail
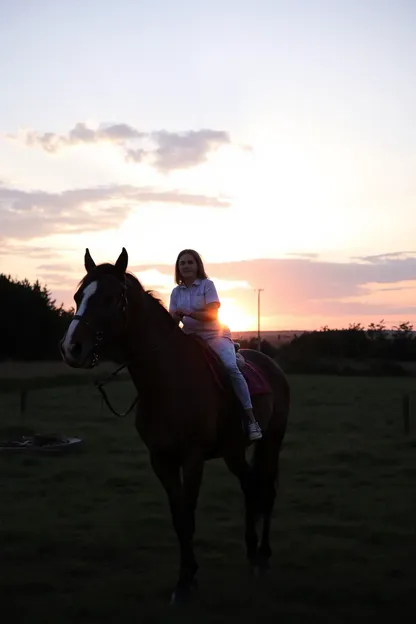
[241,349,289,516]
[240,348,291,421]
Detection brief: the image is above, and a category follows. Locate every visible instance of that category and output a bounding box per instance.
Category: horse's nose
[60,338,82,360]
[70,342,82,358]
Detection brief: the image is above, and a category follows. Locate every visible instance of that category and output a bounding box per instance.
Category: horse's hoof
[258,561,271,576]
[248,559,270,578]
[170,578,198,606]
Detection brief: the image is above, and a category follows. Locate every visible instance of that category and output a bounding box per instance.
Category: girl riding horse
[169,248,263,441]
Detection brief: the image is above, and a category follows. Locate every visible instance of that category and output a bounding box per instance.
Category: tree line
[0,273,73,360]
[241,321,416,376]
[2,272,416,376]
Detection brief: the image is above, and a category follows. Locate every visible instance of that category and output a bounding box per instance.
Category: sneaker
[248,421,263,441]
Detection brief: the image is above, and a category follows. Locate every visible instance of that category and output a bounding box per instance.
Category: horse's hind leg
[223,451,259,568]
[251,432,282,572]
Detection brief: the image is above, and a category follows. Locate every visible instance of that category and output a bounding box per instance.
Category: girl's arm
[185,301,219,322]
[188,280,221,321]
[168,289,182,325]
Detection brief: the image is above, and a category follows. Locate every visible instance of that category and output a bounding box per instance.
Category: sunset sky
[1,0,415,331]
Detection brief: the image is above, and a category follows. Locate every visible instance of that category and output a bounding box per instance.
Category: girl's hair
[174,249,208,285]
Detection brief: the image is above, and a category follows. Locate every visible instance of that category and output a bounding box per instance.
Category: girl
[169,249,262,441]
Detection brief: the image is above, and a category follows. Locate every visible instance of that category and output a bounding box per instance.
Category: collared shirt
[169,278,231,339]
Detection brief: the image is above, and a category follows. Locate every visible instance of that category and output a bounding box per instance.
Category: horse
[60,247,290,604]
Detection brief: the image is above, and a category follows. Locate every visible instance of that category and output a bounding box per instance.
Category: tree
[392,321,413,339]
[0,274,72,360]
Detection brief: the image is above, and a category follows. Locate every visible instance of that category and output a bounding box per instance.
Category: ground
[0,365,415,623]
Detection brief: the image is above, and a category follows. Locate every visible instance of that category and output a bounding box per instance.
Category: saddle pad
[188,334,272,397]
[241,360,272,396]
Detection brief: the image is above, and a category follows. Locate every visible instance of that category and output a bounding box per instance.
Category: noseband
[72,279,128,368]
[71,316,104,367]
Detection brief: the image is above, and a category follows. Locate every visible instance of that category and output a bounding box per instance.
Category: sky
[1,0,416,331]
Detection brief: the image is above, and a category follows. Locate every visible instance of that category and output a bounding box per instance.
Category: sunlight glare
[218,297,255,332]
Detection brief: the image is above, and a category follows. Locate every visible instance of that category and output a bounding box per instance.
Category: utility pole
[255,288,264,351]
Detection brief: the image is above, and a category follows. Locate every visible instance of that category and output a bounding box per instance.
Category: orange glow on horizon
[218,297,255,332]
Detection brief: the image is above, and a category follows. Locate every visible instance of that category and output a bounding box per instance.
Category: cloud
[150,129,230,171]
[36,263,74,272]
[18,253,416,328]
[0,242,76,260]
[354,251,416,263]
[132,268,174,294]
[125,148,147,163]
[285,252,320,259]
[209,277,251,292]
[34,272,76,286]
[0,182,230,240]
[10,122,236,172]
[23,122,143,153]
[132,254,416,324]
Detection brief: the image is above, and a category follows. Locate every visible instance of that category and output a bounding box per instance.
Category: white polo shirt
[169,278,231,339]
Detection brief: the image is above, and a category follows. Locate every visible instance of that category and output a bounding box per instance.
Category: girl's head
[175,249,208,285]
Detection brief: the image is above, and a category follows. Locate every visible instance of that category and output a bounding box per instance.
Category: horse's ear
[84,248,96,273]
[115,247,128,275]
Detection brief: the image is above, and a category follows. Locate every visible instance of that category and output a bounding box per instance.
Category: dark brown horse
[60,248,290,604]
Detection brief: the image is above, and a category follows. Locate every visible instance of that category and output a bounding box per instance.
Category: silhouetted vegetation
[0,274,73,361]
[240,321,416,376]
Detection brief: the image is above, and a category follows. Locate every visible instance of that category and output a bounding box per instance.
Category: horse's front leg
[150,451,204,604]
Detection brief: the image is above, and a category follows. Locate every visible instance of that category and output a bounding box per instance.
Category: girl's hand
[175,308,192,319]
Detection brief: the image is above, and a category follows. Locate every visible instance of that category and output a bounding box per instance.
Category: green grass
[1,374,415,623]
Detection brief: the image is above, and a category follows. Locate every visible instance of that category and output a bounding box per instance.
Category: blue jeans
[205,335,253,410]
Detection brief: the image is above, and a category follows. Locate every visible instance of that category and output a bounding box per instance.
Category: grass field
[0,368,415,623]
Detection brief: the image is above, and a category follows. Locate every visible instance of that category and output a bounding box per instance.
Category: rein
[90,287,178,418]
[94,363,139,418]
[93,323,177,418]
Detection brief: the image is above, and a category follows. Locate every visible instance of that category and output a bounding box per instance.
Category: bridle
[72,277,137,417]
[71,315,104,369]
[71,276,177,418]
[73,279,128,365]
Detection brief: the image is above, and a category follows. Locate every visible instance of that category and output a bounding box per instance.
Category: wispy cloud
[150,129,230,171]
[132,268,174,293]
[9,122,236,172]
[0,182,230,239]
[133,255,416,322]
[285,252,320,259]
[354,251,416,263]
[130,267,253,295]
[34,272,76,287]
[9,254,416,328]
[36,263,74,272]
[209,277,252,291]
[21,122,143,153]
[0,242,71,259]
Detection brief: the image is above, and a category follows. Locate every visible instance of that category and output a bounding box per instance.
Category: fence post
[20,389,28,416]
[402,394,410,435]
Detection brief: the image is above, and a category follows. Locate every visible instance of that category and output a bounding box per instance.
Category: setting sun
[218,297,255,332]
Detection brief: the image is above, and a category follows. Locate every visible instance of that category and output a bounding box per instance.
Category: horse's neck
[126,289,178,362]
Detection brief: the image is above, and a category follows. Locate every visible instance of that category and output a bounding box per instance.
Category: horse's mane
[125,272,174,325]
[78,263,175,325]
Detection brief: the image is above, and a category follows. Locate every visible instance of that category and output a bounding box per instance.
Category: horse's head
[60,247,130,368]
